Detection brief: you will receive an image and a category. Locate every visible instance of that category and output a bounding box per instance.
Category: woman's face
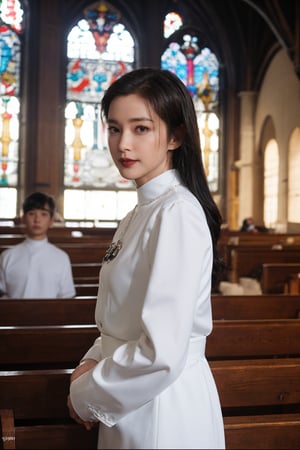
[106,94,180,187]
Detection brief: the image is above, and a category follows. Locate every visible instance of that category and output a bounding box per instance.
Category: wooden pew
[261,263,300,294]
[49,226,116,238]
[0,225,116,238]
[1,360,300,449]
[72,261,101,284]
[215,358,300,449]
[0,325,99,370]
[1,298,299,449]
[227,245,300,283]
[1,319,299,371]
[211,294,300,320]
[0,298,97,326]
[218,231,300,270]
[0,234,113,246]
[72,262,101,279]
[219,230,300,247]
[75,283,99,296]
[1,311,300,449]
[0,243,109,263]
[224,413,300,449]
[206,319,300,360]
[46,243,109,264]
[286,273,300,295]
[1,294,300,329]
[0,369,98,449]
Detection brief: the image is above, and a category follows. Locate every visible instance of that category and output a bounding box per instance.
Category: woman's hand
[70,358,98,382]
[68,359,99,430]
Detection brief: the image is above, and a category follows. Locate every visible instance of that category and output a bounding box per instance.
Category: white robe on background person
[70,169,225,449]
[0,237,76,298]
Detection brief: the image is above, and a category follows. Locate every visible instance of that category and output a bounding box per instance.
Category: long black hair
[101,68,224,287]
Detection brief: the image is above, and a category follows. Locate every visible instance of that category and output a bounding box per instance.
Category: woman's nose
[118,130,132,151]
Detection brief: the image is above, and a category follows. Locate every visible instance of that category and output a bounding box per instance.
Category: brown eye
[136,125,148,133]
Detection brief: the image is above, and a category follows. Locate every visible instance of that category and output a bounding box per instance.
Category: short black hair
[23,192,55,217]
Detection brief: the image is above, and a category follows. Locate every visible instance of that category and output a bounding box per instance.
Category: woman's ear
[168,125,185,150]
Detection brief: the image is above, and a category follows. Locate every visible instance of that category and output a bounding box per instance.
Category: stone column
[237,91,257,226]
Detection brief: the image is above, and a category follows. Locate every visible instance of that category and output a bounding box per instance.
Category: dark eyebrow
[107,117,154,124]
[28,208,51,213]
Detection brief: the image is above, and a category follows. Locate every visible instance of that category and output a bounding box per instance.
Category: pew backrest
[0,243,109,263]
[0,298,97,326]
[0,325,99,370]
[1,294,300,329]
[207,319,300,360]
[1,319,299,371]
[2,359,300,449]
[228,245,300,283]
[75,283,99,296]
[0,369,98,449]
[211,294,300,319]
[261,263,300,294]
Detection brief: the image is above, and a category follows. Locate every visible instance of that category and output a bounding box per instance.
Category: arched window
[0,0,24,220]
[263,139,279,228]
[288,127,300,222]
[161,13,219,193]
[64,1,136,225]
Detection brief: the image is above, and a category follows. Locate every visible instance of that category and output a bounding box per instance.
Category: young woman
[68,68,225,449]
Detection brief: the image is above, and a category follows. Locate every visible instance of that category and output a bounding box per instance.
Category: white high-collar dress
[70,169,225,449]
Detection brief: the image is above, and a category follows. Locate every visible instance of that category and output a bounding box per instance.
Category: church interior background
[0,0,299,233]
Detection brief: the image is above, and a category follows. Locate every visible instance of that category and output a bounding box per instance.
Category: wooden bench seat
[1,358,300,449]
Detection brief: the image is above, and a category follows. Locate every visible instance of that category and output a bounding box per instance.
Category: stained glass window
[0,0,23,219]
[64,1,136,223]
[164,12,182,38]
[161,30,220,192]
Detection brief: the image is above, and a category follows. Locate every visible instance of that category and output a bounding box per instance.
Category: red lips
[120,158,137,168]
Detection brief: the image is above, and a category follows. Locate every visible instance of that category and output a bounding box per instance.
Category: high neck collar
[25,237,48,249]
[137,170,182,206]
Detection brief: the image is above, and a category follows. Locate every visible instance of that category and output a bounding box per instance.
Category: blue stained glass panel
[161,34,220,192]
[0,0,23,203]
[64,3,137,220]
